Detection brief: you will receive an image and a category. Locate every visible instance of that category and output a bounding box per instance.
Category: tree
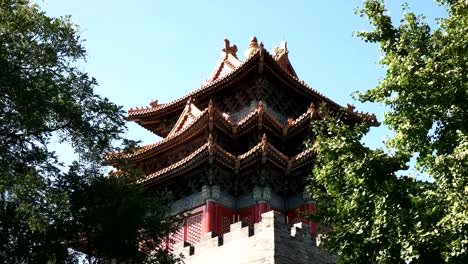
[309,0,468,263]
[62,165,182,264]
[0,1,181,263]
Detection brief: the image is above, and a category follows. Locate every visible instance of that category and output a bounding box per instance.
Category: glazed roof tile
[206,52,241,83]
[112,102,317,163]
[127,48,257,119]
[141,134,315,186]
[105,108,209,161]
[108,101,318,163]
[128,43,379,126]
[141,141,210,185]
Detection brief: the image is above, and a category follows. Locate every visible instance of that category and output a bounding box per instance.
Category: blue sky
[40,0,446,177]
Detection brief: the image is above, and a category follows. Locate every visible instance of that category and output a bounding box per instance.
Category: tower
[116,37,378,263]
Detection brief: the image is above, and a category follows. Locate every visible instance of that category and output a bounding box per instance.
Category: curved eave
[107,108,231,162]
[141,142,210,186]
[261,52,379,126]
[235,105,285,138]
[141,136,315,187]
[127,51,260,121]
[128,48,379,131]
[109,103,317,163]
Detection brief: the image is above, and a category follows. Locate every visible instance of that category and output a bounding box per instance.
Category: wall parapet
[174,210,336,264]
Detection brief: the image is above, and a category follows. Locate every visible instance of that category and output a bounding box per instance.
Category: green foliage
[310,117,443,263]
[310,0,468,263]
[0,1,181,263]
[62,165,182,264]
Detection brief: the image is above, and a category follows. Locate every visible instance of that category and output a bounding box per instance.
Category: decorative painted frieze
[202,185,220,201]
[252,186,271,203]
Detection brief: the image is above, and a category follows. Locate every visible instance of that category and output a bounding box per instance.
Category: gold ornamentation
[245,36,259,59]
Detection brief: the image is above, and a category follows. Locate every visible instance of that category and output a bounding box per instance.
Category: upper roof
[127,37,379,136]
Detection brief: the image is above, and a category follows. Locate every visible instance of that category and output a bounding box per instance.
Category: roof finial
[222,39,238,59]
[245,36,259,59]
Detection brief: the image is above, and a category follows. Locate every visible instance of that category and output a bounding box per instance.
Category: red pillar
[255,202,270,222]
[203,200,217,234]
[303,202,317,234]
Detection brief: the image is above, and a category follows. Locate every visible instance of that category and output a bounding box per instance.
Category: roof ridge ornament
[258,42,265,74]
[245,36,259,59]
[258,100,264,110]
[149,100,159,108]
[222,39,238,59]
[309,102,316,112]
[272,40,298,77]
[261,133,268,164]
[272,41,288,61]
[346,103,356,112]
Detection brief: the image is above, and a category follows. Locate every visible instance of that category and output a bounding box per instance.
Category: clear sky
[39,0,446,177]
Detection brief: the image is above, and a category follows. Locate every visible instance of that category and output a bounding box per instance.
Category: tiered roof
[115,37,379,189]
[113,100,316,163]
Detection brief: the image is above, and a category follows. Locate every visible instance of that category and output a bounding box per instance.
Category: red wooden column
[255,202,270,222]
[203,199,217,233]
[303,191,318,234]
[202,185,220,234]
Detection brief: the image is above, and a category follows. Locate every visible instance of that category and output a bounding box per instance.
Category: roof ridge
[166,99,202,137]
[106,108,209,161]
[127,50,259,118]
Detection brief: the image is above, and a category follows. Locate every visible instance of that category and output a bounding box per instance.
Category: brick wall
[174,211,336,264]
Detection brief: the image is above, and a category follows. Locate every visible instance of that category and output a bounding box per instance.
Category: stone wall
[174,211,336,264]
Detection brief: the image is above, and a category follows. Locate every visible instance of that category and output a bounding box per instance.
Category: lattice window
[186,213,202,245]
[169,226,184,245]
[241,214,254,228]
[220,216,231,235]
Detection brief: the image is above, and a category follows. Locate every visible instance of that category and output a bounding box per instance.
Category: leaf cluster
[0,1,181,263]
[310,1,468,263]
